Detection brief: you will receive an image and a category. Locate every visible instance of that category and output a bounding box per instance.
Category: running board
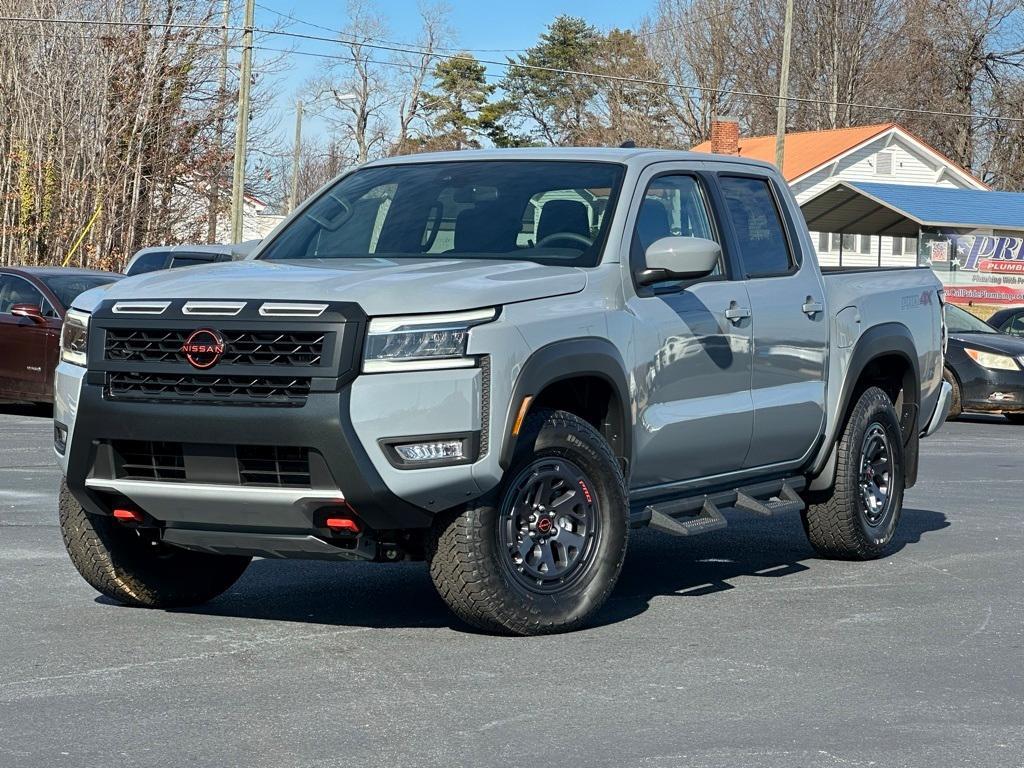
[631,478,806,537]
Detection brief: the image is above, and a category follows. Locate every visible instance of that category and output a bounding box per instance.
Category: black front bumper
[65,297,435,534]
[957,363,1024,413]
[66,381,434,531]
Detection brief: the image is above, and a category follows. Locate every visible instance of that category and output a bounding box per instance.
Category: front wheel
[59,481,251,608]
[943,368,962,420]
[427,409,628,635]
[802,387,906,560]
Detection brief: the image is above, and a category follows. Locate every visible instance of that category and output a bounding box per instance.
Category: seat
[453,202,521,253]
[536,199,590,243]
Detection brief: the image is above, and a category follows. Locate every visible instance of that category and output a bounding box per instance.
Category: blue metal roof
[849,181,1024,229]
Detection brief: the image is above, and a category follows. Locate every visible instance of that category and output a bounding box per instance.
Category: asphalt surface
[1,404,1022,768]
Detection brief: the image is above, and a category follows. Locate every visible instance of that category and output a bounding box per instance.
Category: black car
[943,304,1024,423]
[987,305,1024,337]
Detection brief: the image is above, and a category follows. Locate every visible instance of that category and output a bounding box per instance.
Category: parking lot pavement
[1,406,1022,768]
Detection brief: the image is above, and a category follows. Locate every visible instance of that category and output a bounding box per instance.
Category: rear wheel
[59,481,251,608]
[943,368,962,420]
[802,387,905,560]
[427,409,628,635]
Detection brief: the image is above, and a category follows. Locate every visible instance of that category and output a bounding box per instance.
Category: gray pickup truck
[54,148,951,635]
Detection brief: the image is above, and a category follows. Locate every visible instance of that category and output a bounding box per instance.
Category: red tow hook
[325,516,360,533]
[112,508,144,523]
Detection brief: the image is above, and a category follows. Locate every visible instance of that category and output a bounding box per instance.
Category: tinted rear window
[719,176,793,277]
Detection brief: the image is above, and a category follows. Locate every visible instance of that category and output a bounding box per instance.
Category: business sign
[922,232,1024,306]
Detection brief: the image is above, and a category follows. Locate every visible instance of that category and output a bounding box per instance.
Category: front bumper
[958,363,1024,414]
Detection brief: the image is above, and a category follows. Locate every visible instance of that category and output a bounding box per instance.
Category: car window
[169,253,219,269]
[260,161,626,268]
[945,304,996,334]
[718,176,793,278]
[40,274,121,309]
[630,174,721,288]
[0,275,46,314]
[1001,311,1024,337]
[126,251,171,276]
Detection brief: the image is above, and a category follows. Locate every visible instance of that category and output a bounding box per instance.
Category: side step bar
[631,477,806,538]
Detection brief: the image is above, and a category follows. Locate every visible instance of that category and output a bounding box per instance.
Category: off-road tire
[59,481,251,608]
[943,368,962,420]
[802,387,905,560]
[427,409,628,635]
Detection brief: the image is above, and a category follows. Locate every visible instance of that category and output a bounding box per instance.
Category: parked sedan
[943,304,1024,423]
[987,305,1024,337]
[0,267,122,404]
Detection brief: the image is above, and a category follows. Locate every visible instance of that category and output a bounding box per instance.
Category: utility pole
[230,0,255,244]
[774,0,794,171]
[208,0,230,243]
[289,99,303,213]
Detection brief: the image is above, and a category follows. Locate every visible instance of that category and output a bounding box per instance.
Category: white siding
[797,132,979,268]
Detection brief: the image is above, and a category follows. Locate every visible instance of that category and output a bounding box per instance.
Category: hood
[950,331,1024,357]
[73,257,587,316]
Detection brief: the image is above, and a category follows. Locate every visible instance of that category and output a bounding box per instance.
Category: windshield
[41,274,121,309]
[259,160,626,268]
[946,304,996,334]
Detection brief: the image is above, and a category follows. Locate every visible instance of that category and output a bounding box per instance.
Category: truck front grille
[105,329,326,367]
[109,441,313,487]
[106,372,311,406]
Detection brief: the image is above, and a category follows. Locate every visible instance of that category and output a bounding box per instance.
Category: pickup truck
[54,148,952,635]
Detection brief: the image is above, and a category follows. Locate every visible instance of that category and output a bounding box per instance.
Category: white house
[692,122,988,267]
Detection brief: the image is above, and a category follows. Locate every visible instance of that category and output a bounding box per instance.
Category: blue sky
[249,0,651,144]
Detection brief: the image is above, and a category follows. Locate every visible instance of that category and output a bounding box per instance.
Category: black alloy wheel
[497,458,601,594]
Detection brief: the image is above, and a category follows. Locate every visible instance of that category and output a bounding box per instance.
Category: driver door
[625,167,754,489]
[0,275,53,400]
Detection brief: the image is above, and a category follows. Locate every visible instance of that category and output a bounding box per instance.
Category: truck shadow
[170,506,948,632]
[595,506,949,627]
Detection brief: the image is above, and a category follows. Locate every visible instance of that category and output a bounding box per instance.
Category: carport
[800,181,1024,305]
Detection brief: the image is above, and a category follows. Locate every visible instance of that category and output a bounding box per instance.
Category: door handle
[802,297,824,317]
[724,303,751,323]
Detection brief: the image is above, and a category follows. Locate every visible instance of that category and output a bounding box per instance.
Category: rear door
[625,166,754,487]
[715,173,828,468]
[0,274,52,399]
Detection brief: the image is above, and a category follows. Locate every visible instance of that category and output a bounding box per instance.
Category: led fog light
[382,433,479,469]
[395,440,465,463]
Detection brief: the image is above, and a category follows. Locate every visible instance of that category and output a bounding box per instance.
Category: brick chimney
[710,116,740,156]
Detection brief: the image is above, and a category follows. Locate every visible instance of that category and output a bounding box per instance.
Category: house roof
[691,123,892,180]
[800,180,1024,235]
[691,123,986,188]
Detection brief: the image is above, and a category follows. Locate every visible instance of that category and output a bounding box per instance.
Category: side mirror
[10,304,46,324]
[637,237,721,286]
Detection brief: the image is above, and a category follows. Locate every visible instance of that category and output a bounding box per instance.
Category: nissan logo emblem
[180,329,226,369]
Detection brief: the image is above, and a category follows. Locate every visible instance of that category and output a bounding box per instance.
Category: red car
[0,267,122,404]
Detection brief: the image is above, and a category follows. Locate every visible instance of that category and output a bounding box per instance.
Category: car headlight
[60,309,90,367]
[965,348,1020,371]
[363,308,497,373]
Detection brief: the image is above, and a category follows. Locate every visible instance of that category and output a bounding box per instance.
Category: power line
[253,2,525,54]
[3,13,1024,124]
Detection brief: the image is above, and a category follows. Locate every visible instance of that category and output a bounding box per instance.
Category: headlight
[363,308,496,373]
[965,348,1020,371]
[60,309,90,367]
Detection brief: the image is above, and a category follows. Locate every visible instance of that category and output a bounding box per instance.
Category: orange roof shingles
[691,123,894,180]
